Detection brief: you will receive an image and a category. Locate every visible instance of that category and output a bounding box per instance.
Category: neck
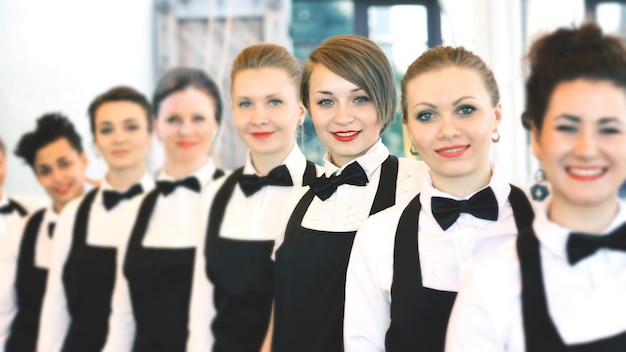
[250,143,293,176]
[107,163,146,191]
[548,195,620,234]
[164,155,208,179]
[430,165,492,198]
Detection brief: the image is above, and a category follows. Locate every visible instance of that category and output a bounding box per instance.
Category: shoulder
[9,194,48,214]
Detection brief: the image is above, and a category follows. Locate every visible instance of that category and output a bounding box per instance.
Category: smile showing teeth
[334,131,358,137]
[568,167,605,177]
[440,147,465,154]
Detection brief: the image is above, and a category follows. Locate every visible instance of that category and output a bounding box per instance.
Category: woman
[187,43,318,352]
[37,87,155,352]
[107,68,224,351]
[343,46,535,352]
[1,113,88,352]
[272,34,427,352]
[446,23,626,351]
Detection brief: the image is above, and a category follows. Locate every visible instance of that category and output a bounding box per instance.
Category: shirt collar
[98,172,156,196]
[243,144,308,186]
[0,192,9,207]
[157,158,217,190]
[322,139,389,178]
[535,199,626,260]
[420,161,511,217]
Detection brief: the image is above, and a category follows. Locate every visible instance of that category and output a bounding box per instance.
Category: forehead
[158,87,216,114]
[34,138,77,166]
[546,79,626,121]
[95,101,147,123]
[309,64,359,92]
[232,67,295,95]
[406,66,488,102]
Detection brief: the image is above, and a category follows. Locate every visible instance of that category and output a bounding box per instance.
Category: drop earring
[530,168,549,201]
[409,144,419,156]
[491,129,501,143]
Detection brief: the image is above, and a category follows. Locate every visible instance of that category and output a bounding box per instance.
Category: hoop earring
[530,168,549,201]
[491,129,501,143]
[409,144,419,156]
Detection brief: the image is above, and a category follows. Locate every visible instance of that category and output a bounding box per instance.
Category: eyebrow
[414,96,476,109]
[315,88,363,95]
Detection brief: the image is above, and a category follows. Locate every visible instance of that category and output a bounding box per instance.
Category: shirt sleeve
[186,216,215,352]
[344,212,397,352]
[445,265,504,352]
[0,218,25,351]
[103,239,136,351]
[37,206,77,352]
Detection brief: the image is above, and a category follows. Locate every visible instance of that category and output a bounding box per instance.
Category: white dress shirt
[0,193,45,241]
[445,200,626,352]
[344,164,522,352]
[187,145,320,352]
[299,139,426,233]
[37,174,154,352]
[106,160,219,352]
[0,205,55,352]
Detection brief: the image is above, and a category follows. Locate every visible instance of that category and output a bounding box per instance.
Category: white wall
[0,0,154,197]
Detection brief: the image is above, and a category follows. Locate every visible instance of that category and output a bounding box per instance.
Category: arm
[37,207,76,352]
[343,214,395,352]
[186,229,215,352]
[102,241,136,352]
[445,266,504,352]
[259,302,273,352]
[0,219,24,351]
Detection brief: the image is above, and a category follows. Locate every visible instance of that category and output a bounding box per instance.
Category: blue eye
[317,99,333,106]
[269,99,282,106]
[238,101,252,108]
[417,111,435,122]
[354,95,370,104]
[458,105,476,115]
[193,115,206,122]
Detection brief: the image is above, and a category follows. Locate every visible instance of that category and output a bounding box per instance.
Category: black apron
[274,156,398,352]
[61,189,117,352]
[124,169,223,352]
[517,227,626,351]
[5,209,46,352]
[206,162,316,352]
[386,185,534,352]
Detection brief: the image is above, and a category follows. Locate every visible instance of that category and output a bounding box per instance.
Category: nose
[178,120,192,135]
[112,128,126,143]
[333,104,355,126]
[573,127,597,159]
[251,106,268,126]
[437,115,459,140]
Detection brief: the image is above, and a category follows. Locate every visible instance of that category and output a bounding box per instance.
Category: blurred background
[1,0,624,196]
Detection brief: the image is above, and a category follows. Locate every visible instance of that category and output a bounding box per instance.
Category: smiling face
[308,64,380,167]
[404,66,501,193]
[155,87,219,175]
[533,79,626,212]
[34,138,87,211]
[232,67,305,169]
[94,101,151,172]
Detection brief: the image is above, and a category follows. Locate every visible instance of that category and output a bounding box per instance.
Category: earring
[530,168,549,201]
[491,129,501,143]
[409,144,419,156]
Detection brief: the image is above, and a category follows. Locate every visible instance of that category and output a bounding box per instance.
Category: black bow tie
[102,184,144,210]
[156,176,201,196]
[48,222,56,238]
[0,202,15,214]
[239,165,293,197]
[305,162,368,201]
[566,222,626,265]
[431,187,499,231]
